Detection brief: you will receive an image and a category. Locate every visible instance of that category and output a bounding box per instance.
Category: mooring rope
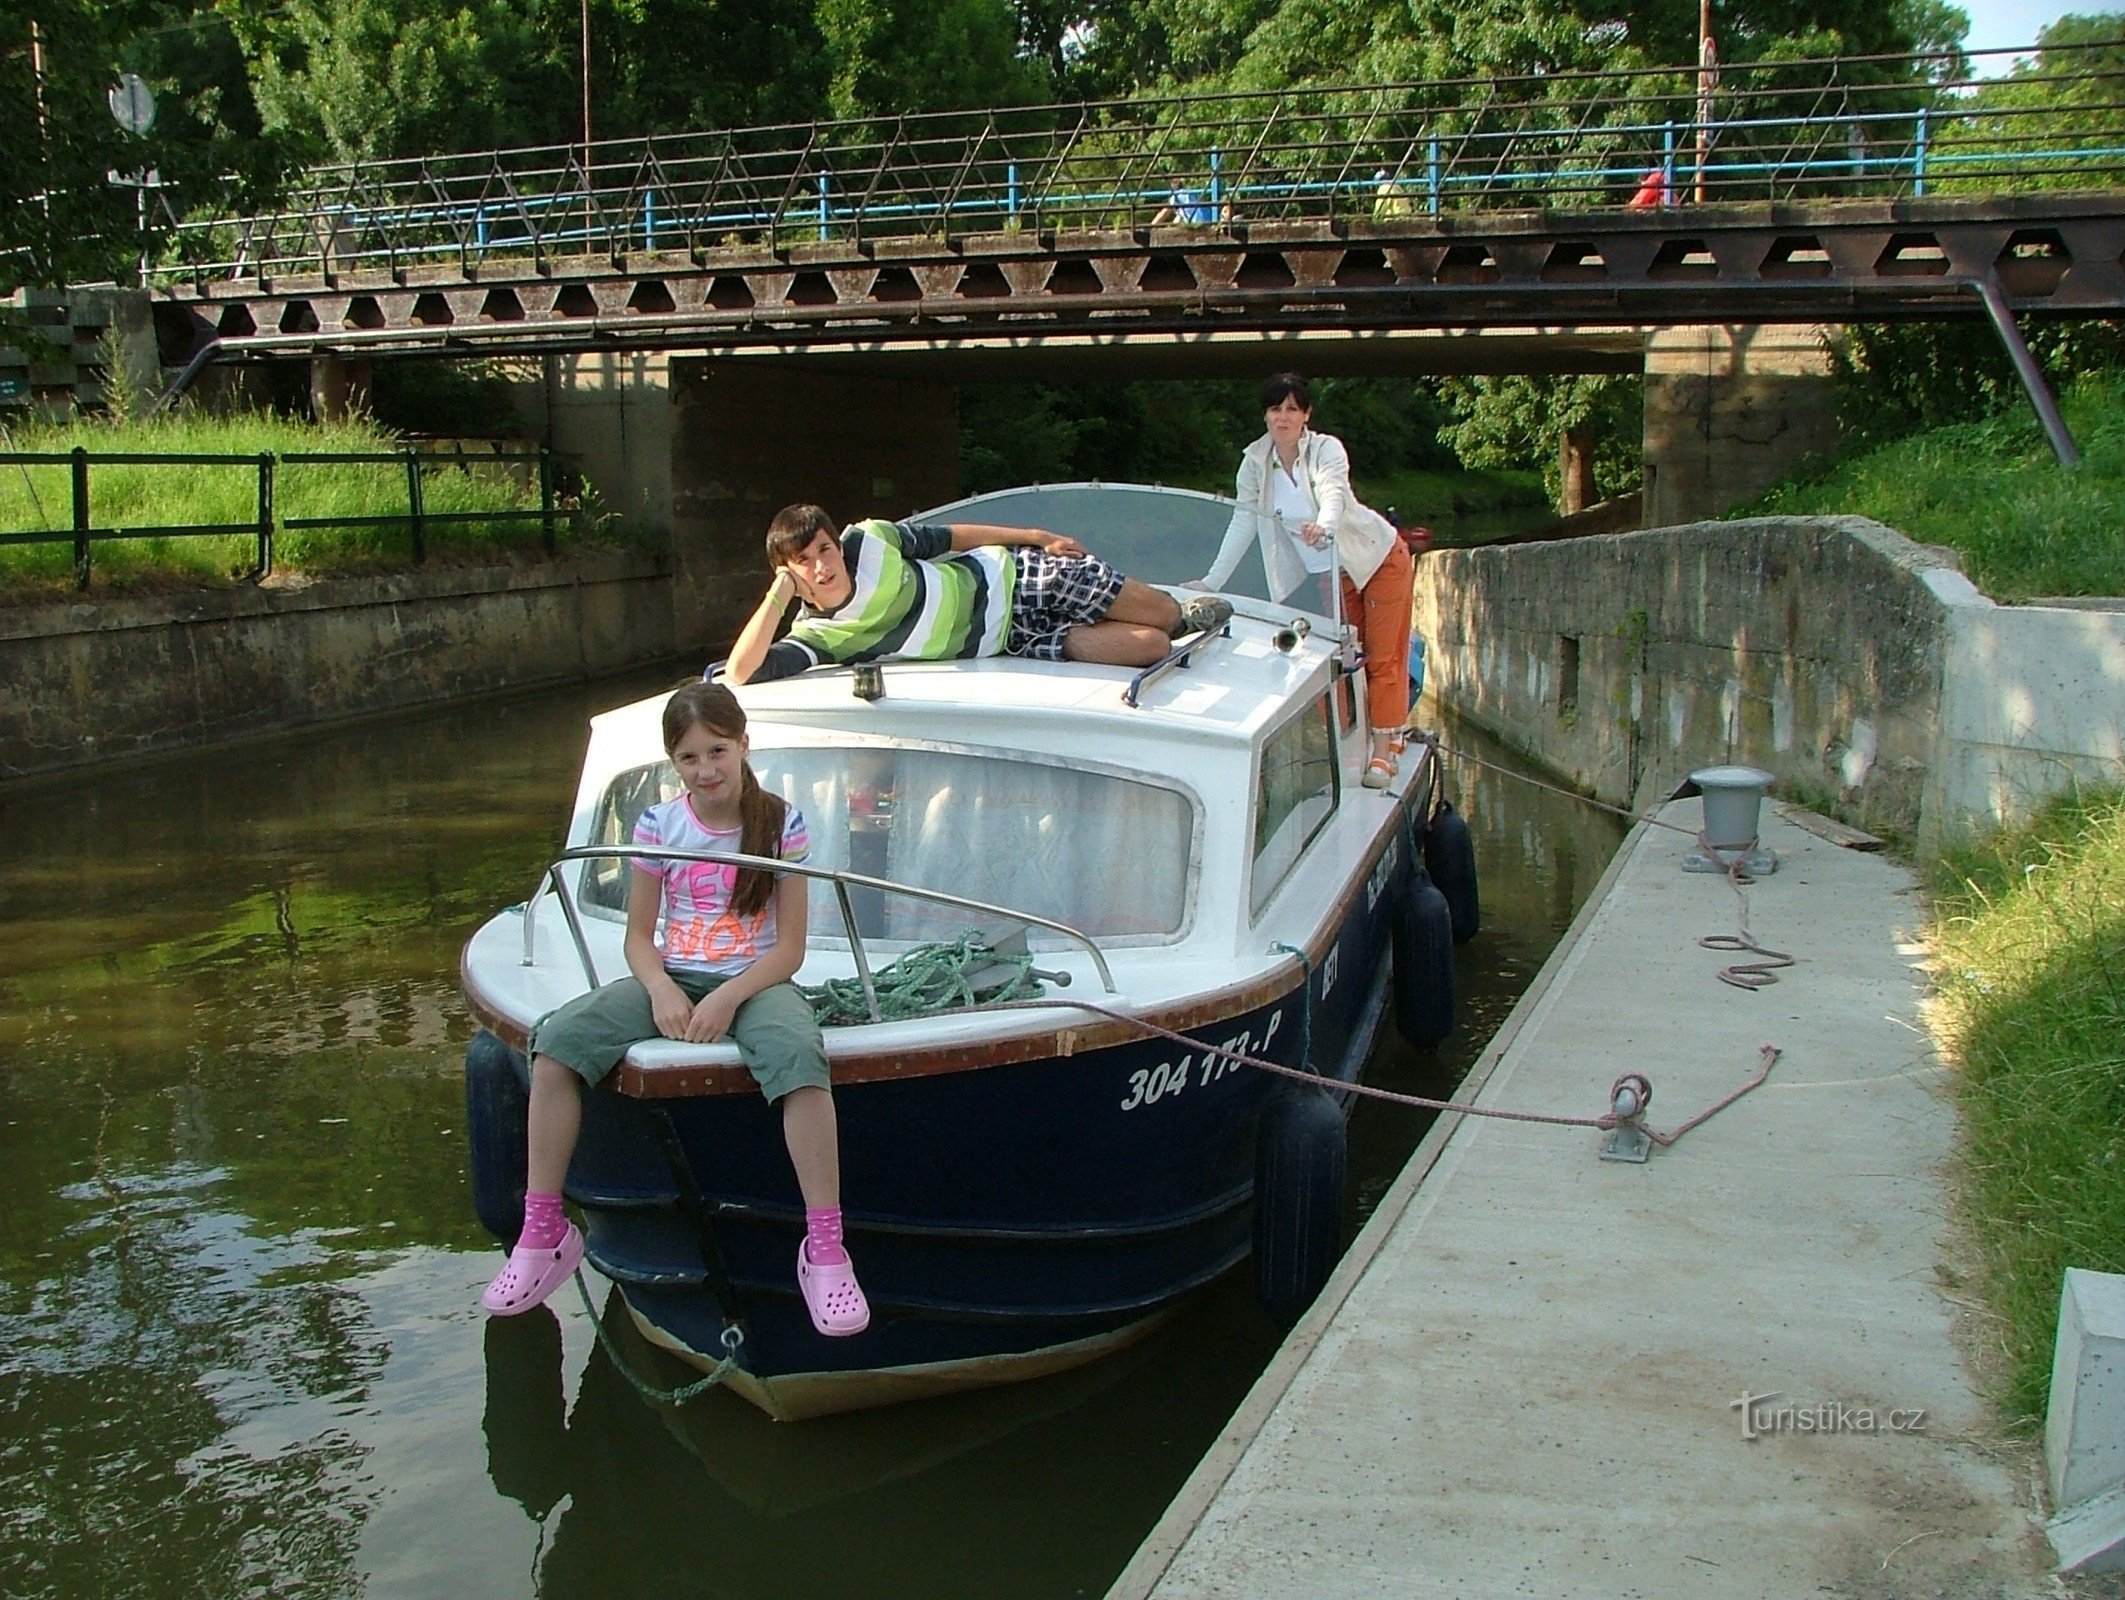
[571,1268,742,1406]
[1416,731,1795,989]
[968,993,1780,1148]
[800,930,1045,1026]
[1700,840,1797,989]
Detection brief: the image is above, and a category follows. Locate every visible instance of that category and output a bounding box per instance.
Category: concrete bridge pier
[309,356,371,422]
[1641,325,1840,526]
[668,361,961,655]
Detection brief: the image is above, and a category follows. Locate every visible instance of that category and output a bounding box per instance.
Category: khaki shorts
[528,971,830,1102]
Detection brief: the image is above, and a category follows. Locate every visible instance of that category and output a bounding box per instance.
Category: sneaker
[1176,595,1232,637]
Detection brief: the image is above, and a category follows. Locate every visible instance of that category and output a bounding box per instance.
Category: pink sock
[520,1191,568,1251]
[804,1207,848,1266]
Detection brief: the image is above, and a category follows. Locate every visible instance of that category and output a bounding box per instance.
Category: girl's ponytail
[730,762,785,919]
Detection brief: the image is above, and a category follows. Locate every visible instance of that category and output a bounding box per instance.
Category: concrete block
[2047,1268,2125,1510]
[2049,1478,2125,1574]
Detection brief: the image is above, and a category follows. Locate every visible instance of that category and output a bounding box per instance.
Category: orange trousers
[1338,537,1415,736]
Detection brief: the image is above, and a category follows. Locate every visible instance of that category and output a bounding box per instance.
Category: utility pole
[1695,0,1716,202]
[580,0,593,243]
[29,19,53,242]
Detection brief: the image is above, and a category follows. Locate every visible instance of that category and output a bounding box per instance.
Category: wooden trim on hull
[626,1300,1179,1421]
[459,753,1431,1099]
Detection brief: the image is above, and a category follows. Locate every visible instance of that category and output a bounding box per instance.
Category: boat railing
[521,844,1119,1019]
[1122,623,1227,709]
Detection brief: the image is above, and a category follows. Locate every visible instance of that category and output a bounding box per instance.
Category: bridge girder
[150,194,2125,368]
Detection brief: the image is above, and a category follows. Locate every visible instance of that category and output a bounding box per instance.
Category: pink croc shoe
[482,1221,584,1316]
[797,1241,871,1337]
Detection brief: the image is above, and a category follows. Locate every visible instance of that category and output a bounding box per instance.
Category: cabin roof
[590,613,1334,771]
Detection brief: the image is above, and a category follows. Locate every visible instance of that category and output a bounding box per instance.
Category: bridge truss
[138,43,2125,461]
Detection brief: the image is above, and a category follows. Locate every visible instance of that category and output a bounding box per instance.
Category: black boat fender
[1392,869,1456,1046]
[467,1029,531,1247]
[1424,798,1481,944]
[1252,1085,1348,1325]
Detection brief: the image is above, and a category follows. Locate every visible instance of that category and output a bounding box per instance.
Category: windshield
[912,483,1338,622]
[578,742,1197,949]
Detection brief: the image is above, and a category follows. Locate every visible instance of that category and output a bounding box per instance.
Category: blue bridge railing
[150,41,2125,288]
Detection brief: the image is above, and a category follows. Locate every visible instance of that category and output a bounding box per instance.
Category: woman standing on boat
[480,681,869,1338]
[1194,374,1416,788]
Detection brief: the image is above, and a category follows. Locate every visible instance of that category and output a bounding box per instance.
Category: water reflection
[0,668,1618,1600]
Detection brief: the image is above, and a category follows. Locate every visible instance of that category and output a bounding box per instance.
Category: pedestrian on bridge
[1190,373,1415,789]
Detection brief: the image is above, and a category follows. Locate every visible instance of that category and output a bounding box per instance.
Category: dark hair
[1260,373,1312,412]
[766,503,837,568]
[661,680,785,918]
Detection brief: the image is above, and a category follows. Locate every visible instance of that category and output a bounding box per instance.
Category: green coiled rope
[800,929,1046,1026]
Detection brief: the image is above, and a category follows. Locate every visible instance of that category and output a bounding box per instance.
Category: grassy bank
[1927,786,2125,1419]
[0,413,602,601]
[1735,370,2125,600]
[1356,465,1547,531]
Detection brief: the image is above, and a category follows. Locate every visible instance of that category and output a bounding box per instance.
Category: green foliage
[1928,785,2125,1418]
[366,359,526,438]
[1435,373,1643,508]
[239,0,578,163]
[0,411,602,598]
[1072,0,1965,98]
[1735,367,2125,599]
[957,376,1456,495]
[1833,318,2125,449]
[1943,13,2125,195]
[3,4,293,290]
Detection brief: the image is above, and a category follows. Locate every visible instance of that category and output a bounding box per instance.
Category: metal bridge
[144,43,2125,452]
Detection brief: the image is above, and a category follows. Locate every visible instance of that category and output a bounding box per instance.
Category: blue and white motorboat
[459,482,1477,1419]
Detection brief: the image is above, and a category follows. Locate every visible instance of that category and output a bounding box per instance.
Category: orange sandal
[1362,756,1395,790]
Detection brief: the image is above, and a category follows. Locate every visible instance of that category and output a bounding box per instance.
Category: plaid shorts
[1006,549,1128,660]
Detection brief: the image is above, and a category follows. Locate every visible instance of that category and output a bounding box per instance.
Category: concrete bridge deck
[1109,797,2058,1600]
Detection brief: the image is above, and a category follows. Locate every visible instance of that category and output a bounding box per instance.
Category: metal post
[1210,147,1222,215]
[70,447,90,590]
[1914,108,1929,197]
[256,452,274,578]
[539,447,557,555]
[404,447,427,560]
[1662,121,1676,200]
[1975,276,2080,467]
[1007,161,1019,227]
[818,174,830,241]
[645,187,657,251]
[1426,138,1441,214]
[475,204,488,250]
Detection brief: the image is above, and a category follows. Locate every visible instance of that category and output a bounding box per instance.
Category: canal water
[0,667,1623,1600]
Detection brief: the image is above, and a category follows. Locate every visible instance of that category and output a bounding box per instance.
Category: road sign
[109,73,156,136]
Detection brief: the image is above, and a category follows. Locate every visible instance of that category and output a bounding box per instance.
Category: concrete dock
[1111,799,2063,1600]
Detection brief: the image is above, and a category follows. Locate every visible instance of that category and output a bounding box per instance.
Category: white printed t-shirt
[630,795,811,977]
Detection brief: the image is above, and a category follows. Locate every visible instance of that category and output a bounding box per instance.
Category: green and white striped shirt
[752,520,1017,680]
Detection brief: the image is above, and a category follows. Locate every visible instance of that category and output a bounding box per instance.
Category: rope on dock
[1419,732,1794,988]
[970,993,1781,1149]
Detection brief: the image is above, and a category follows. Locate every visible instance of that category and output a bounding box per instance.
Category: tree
[1437,373,1644,508]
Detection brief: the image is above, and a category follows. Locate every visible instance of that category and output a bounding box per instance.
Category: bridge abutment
[669,361,960,655]
[1641,325,1840,525]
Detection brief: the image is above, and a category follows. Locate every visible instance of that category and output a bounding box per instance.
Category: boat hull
[466,773,1433,1418]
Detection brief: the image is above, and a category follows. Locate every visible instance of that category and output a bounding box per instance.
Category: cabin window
[581,744,1197,948]
[1251,692,1339,915]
